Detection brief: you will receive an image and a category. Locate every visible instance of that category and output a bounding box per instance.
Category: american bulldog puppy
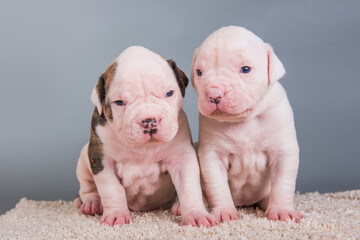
[75,46,216,227]
[191,26,303,223]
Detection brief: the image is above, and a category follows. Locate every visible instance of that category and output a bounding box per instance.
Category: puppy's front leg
[265,150,303,223]
[198,149,239,223]
[167,148,217,227]
[93,161,132,226]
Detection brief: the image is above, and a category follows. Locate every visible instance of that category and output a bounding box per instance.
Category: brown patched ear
[90,74,105,114]
[90,61,117,114]
[167,59,189,97]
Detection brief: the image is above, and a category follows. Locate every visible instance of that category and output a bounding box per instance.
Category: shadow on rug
[1,190,359,239]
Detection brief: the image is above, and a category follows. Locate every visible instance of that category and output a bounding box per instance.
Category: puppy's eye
[165,90,174,98]
[240,66,252,73]
[114,100,125,106]
[196,69,202,76]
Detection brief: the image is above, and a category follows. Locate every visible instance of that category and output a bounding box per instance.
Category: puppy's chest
[113,148,171,188]
[225,118,266,150]
[222,119,270,176]
[116,160,167,188]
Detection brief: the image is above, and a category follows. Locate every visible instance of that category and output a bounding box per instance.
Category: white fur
[192,26,303,223]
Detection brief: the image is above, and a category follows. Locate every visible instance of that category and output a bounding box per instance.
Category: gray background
[0,0,359,214]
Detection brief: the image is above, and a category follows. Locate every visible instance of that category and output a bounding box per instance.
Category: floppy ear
[90,74,106,115]
[167,59,189,97]
[266,43,286,84]
[190,48,198,87]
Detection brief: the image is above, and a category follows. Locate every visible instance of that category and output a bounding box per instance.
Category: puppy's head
[191,26,285,122]
[91,46,188,146]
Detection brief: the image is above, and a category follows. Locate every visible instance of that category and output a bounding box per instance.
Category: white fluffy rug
[1,190,359,240]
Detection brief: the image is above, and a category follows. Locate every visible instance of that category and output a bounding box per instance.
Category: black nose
[141,118,157,127]
[141,118,157,135]
[210,97,221,104]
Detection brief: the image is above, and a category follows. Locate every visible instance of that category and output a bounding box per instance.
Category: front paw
[181,211,218,227]
[211,207,239,223]
[266,206,303,223]
[80,199,103,215]
[100,208,132,226]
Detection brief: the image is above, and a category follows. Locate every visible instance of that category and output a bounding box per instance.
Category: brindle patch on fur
[88,109,107,175]
[167,59,189,97]
[88,61,118,174]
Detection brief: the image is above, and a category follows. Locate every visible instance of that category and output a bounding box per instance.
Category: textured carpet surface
[0,190,359,240]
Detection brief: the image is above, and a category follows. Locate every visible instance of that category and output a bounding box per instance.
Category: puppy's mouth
[130,133,162,147]
[143,128,158,137]
[210,108,252,120]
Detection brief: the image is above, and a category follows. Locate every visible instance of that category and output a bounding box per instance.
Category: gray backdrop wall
[1,0,359,214]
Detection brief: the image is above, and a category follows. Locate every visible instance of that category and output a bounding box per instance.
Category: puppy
[191,26,303,223]
[76,46,216,227]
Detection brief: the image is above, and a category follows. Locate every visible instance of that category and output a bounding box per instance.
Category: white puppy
[76,46,216,227]
[192,26,303,223]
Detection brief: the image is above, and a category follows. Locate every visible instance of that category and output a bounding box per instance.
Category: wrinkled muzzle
[197,80,250,117]
[122,103,179,146]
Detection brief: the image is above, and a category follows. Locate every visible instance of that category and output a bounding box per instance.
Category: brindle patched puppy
[76,46,217,227]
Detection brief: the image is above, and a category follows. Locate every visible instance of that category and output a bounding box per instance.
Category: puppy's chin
[203,108,253,122]
[140,137,163,146]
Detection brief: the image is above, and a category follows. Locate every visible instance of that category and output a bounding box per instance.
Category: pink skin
[192,26,303,223]
[77,46,216,227]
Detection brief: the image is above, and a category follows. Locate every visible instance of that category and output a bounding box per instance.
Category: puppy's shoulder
[266,82,288,104]
[260,82,295,126]
[169,108,194,148]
